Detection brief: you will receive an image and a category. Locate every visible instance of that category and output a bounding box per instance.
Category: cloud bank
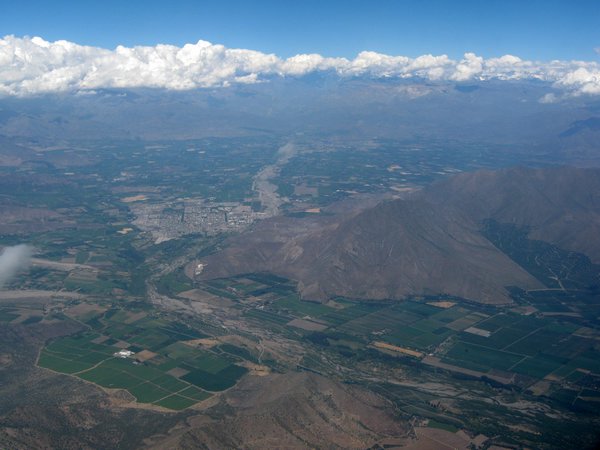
[1,36,600,97]
[0,244,32,288]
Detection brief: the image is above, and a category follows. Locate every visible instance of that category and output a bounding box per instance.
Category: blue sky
[2,0,600,60]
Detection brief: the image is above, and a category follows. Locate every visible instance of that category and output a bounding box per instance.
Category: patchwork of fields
[37,266,600,416]
[197,272,600,413]
[38,307,249,410]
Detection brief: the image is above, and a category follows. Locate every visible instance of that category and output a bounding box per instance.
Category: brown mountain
[198,166,600,304]
[423,166,600,263]
[147,372,409,449]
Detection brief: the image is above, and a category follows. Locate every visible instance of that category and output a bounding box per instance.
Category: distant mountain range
[198,166,600,304]
[2,78,600,169]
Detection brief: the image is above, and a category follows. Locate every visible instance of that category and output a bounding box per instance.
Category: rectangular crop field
[444,342,524,372]
[182,364,248,391]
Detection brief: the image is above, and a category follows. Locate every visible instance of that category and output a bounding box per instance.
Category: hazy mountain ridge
[199,166,600,304]
[424,166,600,262]
[0,78,598,145]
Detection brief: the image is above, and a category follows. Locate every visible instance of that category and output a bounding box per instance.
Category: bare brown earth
[372,341,424,358]
[121,194,148,203]
[286,317,329,331]
[399,426,484,450]
[422,356,515,385]
[0,206,73,234]
[0,290,83,303]
[31,257,98,272]
[0,137,36,166]
[64,303,107,319]
[135,350,158,362]
[144,371,410,449]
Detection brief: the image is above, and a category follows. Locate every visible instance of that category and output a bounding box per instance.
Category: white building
[114,349,134,358]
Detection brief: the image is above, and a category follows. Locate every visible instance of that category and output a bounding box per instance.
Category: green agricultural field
[427,419,460,433]
[435,317,600,386]
[38,353,95,374]
[74,351,112,365]
[156,269,193,296]
[179,386,212,401]
[127,382,171,403]
[105,309,135,323]
[317,300,480,353]
[459,324,532,349]
[411,318,447,333]
[36,309,253,410]
[154,394,198,410]
[336,306,423,335]
[385,326,424,342]
[201,284,239,300]
[482,220,600,291]
[101,323,138,340]
[79,365,142,389]
[445,313,487,331]
[568,352,600,374]
[100,358,161,379]
[129,330,172,349]
[429,306,472,323]
[244,308,292,326]
[244,272,291,286]
[321,303,383,326]
[410,331,452,349]
[504,328,564,356]
[219,344,259,363]
[156,359,180,371]
[75,251,89,264]
[548,335,595,359]
[46,352,208,410]
[151,374,189,392]
[444,342,524,372]
[273,295,334,318]
[182,364,248,391]
[189,352,232,374]
[160,341,198,360]
[475,313,519,332]
[564,369,588,382]
[160,321,207,340]
[512,354,567,379]
[228,279,268,294]
[396,301,441,317]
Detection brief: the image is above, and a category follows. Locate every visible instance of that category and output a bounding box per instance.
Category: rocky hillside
[198,166,600,304]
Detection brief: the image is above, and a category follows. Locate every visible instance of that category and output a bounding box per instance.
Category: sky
[2,0,600,97]
[2,0,600,61]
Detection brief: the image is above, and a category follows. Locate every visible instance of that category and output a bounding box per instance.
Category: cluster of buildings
[130,198,260,242]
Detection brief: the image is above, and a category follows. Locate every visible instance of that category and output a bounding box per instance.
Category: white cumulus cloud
[1,35,600,97]
[554,67,600,95]
[0,244,32,288]
[450,52,484,81]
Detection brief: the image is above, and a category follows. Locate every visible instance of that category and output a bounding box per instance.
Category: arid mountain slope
[423,166,600,263]
[146,372,409,450]
[199,166,600,304]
